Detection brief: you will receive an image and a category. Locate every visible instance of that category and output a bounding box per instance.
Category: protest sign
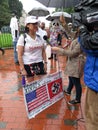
[23,71,64,119]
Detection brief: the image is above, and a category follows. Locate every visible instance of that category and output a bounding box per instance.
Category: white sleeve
[17,35,24,46]
[14,18,18,30]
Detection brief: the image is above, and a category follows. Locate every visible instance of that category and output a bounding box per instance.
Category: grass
[0,33,13,48]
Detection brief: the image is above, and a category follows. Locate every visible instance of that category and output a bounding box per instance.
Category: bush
[0,33,13,48]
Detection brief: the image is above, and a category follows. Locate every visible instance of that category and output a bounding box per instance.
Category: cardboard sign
[23,71,64,119]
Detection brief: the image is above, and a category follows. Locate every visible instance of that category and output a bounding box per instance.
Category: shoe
[64,90,71,96]
[15,61,19,65]
[68,100,80,105]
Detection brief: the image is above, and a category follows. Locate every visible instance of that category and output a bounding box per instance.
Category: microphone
[43,35,52,46]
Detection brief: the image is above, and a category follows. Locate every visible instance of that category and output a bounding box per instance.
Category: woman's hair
[73,30,79,39]
[24,26,29,33]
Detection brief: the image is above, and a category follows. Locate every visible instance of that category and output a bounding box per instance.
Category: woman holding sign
[17,16,47,83]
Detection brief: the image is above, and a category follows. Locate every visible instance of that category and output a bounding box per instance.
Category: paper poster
[23,71,64,119]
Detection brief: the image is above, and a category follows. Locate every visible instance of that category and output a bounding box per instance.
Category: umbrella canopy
[36,0,80,8]
[28,6,50,17]
[46,12,71,22]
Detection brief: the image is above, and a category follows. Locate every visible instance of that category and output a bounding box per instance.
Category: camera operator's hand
[78,25,88,34]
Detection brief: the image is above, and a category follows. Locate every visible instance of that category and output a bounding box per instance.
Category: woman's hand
[51,47,61,52]
[20,68,27,76]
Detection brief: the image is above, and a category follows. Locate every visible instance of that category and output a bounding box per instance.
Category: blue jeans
[13,40,18,63]
[67,76,82,101]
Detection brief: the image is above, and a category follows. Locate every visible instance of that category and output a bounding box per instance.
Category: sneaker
[64,90,71,96]
[68,100,80,105]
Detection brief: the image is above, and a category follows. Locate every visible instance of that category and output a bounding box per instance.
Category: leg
[48,53,53,59]
[67,76,74,93]
[13,40,18,64]
[68,77,82,105]
[85,88,98,130]
[37,62,46,74]
[54,54,57,60]
[24,64,34,83]
[72,77,82,102]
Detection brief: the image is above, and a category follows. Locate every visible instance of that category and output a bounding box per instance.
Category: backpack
[23,33,41,46]
[23,33,26,46]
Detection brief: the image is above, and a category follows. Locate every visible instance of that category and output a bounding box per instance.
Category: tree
[63,8,74,14]
[0,0,11,29]
[8,0,23,18]
[0,0,23,29]
[55,7,74,14]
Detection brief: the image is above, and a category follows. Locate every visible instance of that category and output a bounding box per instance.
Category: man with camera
[72,0,98,130]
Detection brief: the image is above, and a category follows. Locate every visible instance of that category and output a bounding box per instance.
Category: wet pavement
[0,45,86,130]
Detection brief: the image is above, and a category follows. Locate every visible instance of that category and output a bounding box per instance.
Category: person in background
[67,23,74,36]
[37,22,47,38]
[48,19,62,60]
[40,22,45,30]
[60,15,75,40]
[37,22,48,47]
[17,16,47,83]
[40,22,50,38]
[10,13,19,65]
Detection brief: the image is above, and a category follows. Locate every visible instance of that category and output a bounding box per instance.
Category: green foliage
[63,8,74,14]
[0,0,11,29]
[8,0,23,18]
[0,0,23,29]
[55,7,74,14]
[20,25,25,34]
[0,33,13,48]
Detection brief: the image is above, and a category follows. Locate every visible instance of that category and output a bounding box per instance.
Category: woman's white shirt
[17,34,45,64]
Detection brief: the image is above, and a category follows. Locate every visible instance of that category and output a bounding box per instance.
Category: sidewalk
[0,46,86,130]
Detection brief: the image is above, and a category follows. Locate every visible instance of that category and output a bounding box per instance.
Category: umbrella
[28,6,50,17]
[35,0,80,8]
[46,11,71,22]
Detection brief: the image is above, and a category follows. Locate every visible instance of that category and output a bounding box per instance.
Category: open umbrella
[28,6,50,17]
[46,11,71,22]
[35,0,80,8]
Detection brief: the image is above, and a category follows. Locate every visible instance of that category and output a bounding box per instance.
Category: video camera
[72,0,98,31]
